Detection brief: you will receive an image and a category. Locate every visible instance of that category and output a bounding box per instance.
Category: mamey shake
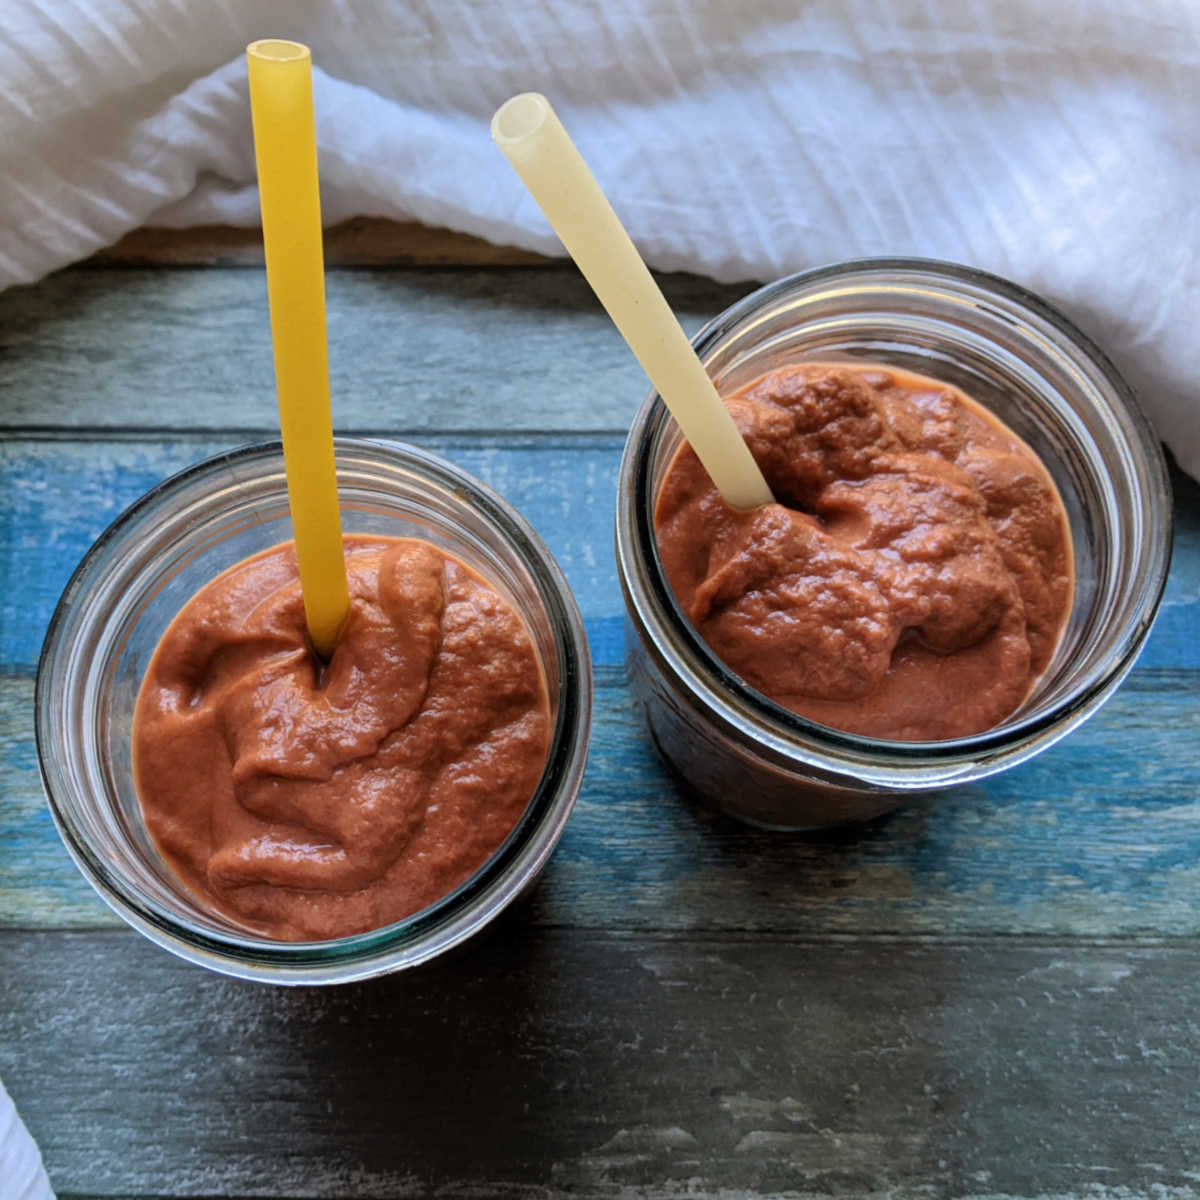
[654,363,1074,741]
[133,534,551,941]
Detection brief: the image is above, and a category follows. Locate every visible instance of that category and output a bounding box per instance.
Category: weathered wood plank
[0,266,743,433]
[1,929,1197,1197]
[2,441,1198,937]
[87,218,554,269]
[2,437,1197,676]
[6,666,1200,937]
[0,436,626,673]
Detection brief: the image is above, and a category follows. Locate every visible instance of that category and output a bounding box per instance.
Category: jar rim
[618,257,1173,778]
[36,436,592,982]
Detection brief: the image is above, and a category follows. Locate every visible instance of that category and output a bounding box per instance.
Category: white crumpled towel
[0,1077,54,1199]
[2,0,1197,475]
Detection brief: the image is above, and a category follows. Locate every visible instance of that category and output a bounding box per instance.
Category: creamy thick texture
[133,535,550,941]
[655,364,1073,740]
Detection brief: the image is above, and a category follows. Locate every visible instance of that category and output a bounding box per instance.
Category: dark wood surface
[87,218,554,268]
[4,930,1199,1197]
[1,236,1198,1197]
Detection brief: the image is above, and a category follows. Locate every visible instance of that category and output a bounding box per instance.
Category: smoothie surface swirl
[654,363,1074,740]
[133,535,550,941]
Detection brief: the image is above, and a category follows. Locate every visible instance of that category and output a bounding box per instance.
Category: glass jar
[615,259,1172,829]
[37,438,592,983]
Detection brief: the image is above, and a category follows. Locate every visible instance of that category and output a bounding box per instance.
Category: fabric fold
[0,0,1196,476]
[0,1077,55,1200]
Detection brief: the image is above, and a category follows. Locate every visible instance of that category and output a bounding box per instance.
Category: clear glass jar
[615,259,1172,829]
[37,438,592,983]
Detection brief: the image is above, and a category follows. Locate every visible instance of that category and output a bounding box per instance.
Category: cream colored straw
[491,93,773,511]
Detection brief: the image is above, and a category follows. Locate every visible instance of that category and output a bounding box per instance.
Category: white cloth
[0,0,1197,477]
[0,1077,54,1200]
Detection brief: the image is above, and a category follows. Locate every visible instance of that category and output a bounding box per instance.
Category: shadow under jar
[37,438,592,983]
[615,259,1172,829]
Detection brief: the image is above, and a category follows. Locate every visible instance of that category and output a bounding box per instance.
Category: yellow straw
[491,93,774,511]
[247,40,348,659]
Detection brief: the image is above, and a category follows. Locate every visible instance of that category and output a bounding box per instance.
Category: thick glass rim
[621,257,1172,774]
[36,437,592,981]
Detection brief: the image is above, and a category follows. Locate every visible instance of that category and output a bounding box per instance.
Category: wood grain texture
[1,261,1198,1200]
[3,436,1198,675]
[2,929,1198,1198]
[0,436,626,673]
[7,667,1200,939]
[2,439,1198,938]
[88,219,555,268]
[0,267,743,434]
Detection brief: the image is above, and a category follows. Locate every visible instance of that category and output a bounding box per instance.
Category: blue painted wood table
[1,227,1198,1198]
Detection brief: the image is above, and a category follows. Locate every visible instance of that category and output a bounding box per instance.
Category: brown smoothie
[654,363,1073,741]
[132,535,551,941]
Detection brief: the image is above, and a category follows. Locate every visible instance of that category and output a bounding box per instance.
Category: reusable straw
[491,93,774,511]
[247,39,349,659]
